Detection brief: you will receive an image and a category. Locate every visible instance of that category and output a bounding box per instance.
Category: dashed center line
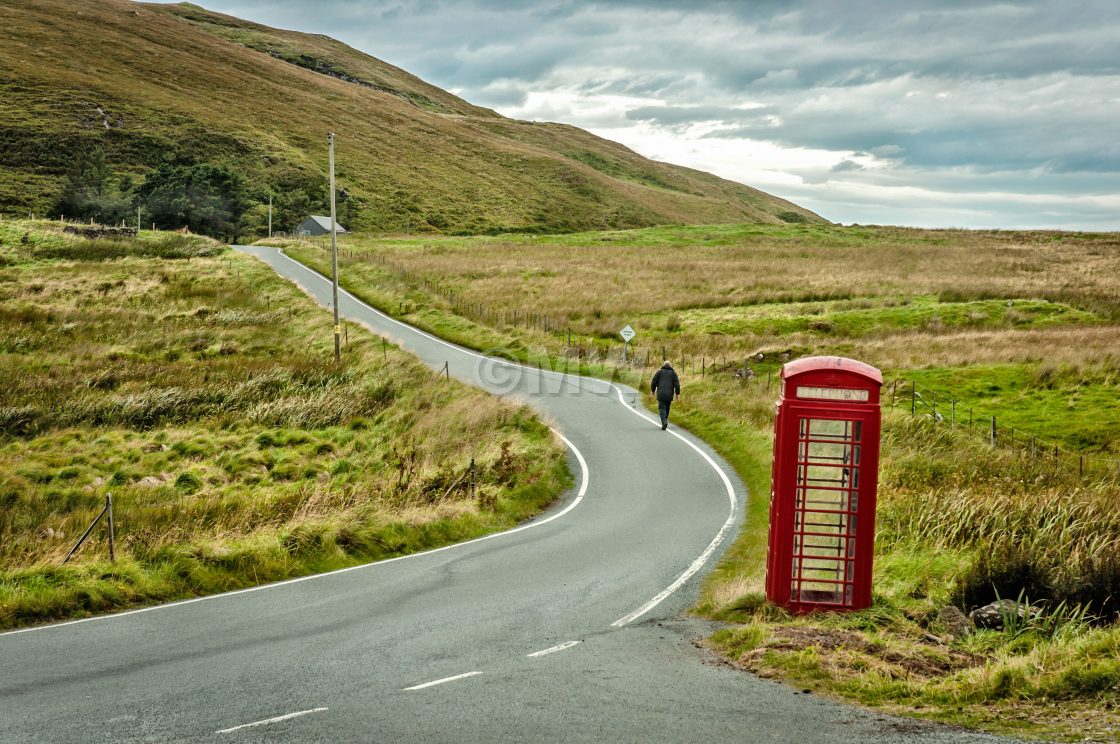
[216,707,328,734]
[527,640,582,658]
[403,671,483,691]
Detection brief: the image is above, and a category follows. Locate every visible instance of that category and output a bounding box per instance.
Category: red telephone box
[765,356,883,613]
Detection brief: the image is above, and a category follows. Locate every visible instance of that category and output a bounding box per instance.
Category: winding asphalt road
[0,247,1009,743]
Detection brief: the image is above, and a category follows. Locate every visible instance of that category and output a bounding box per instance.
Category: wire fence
[890,379,1120,484]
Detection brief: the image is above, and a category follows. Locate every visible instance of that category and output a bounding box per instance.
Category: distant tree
[54,147,133,223]
[138,163,252,240]
[238,203,271,238]
[278,189,312,233]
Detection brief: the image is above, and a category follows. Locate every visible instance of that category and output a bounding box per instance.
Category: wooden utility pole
[268,195,273,238]
[329,133,340,363]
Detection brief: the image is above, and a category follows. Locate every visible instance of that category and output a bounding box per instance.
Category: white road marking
[403,671,483,690]
[0,429,589,638]
[216,707,328,734]
[609,385,740,627]
[527,640,582,658]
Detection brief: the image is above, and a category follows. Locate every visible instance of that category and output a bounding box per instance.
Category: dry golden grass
[296,224,1120,379]
[849,325,1120,369]
[358,225,1120,323]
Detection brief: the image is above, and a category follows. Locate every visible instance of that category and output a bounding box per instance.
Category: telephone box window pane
[809,419,849,439]
[793,417,862,607]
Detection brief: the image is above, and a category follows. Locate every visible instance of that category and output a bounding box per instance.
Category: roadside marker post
[620,325,636,365]
[328,132,340,364]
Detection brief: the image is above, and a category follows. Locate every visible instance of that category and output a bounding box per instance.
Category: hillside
[0,0,826,234]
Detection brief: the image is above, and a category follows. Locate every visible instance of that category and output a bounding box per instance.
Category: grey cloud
[625,105,776,126]
[830,160,864,173]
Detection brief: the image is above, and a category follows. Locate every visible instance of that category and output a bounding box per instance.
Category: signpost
[329,133,340,364]
[620,324,636,364]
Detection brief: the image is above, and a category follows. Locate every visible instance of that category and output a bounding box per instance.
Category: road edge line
[0,430,589,638]
[609,385,740,627]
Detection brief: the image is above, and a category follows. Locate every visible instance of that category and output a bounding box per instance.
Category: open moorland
[0,219,567,629]
[279,223,1120,741]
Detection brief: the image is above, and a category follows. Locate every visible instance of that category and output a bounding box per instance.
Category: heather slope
[0,0,826,233]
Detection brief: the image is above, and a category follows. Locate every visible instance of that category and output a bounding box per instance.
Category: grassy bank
[276,224,1119,740]
[0,220,568,629]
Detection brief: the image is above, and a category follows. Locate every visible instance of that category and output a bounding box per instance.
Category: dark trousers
[657,399,672,427]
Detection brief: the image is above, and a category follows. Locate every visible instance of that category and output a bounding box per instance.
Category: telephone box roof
[782,356,883,386]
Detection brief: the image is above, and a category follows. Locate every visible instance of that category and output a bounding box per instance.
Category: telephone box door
[786,411,874,609]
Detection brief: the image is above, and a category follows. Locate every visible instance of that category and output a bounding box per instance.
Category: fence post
[969,409,973,436]
[990,416,997,447]
[62,499,109,564]
[951,400,956,428]
[107,493,115,563]
[702,357,706,378]
[911,382,916,415]
[470,458,476,500]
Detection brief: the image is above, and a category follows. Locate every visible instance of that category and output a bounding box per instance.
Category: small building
[297,215,347,237]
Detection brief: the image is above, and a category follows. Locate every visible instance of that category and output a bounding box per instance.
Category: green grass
[906,363,1120,454]
[0,220,568,629]
[637,296,1099,340]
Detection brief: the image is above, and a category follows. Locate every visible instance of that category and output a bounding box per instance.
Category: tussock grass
[275,223,1120,739]
[879,415,1120,621]
[0,221,567,629]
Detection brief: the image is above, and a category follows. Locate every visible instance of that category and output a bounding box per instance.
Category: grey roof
[304,215,347,232]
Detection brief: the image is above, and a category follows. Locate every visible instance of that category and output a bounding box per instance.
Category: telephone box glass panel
[792,417,862,606]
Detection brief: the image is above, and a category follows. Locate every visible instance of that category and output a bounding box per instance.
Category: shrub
[174,472,202,493]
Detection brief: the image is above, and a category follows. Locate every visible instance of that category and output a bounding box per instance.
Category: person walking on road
[651,361,681,431]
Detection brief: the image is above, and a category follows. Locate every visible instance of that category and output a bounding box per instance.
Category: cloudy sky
[153,1,1119,229]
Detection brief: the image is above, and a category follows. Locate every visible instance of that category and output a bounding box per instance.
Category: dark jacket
[651,364,680,402]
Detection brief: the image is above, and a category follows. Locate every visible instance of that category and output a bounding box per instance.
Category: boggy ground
[278,223,1120,741]
[0,220,567,629]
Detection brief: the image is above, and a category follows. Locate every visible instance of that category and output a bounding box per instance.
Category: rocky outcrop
[63,225,138,239]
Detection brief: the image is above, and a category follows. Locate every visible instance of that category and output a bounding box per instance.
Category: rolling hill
[0,0,827,234]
